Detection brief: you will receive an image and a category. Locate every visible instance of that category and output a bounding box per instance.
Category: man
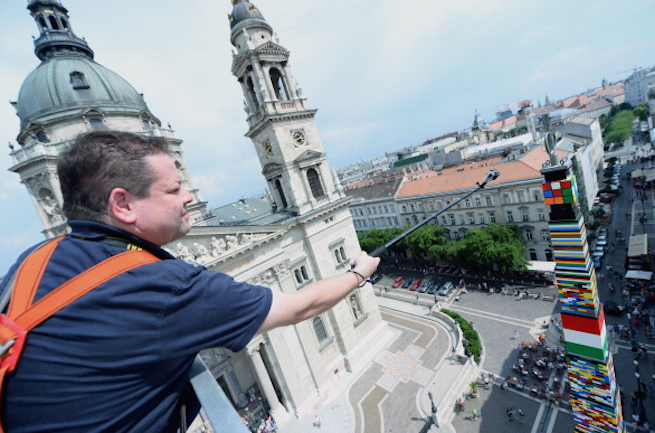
[0,130,379,432]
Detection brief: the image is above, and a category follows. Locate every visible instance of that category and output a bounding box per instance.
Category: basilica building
[8,0,388,424]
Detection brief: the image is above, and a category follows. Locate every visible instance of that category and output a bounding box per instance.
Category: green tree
[603,109,635,145]
[633,102,648,122]
[434,223,528,273]
[357,227,406,255]
[405,224,448,258]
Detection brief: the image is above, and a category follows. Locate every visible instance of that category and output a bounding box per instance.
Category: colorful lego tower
[540,116,623,433]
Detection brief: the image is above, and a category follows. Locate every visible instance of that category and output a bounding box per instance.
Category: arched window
[274,179,287,208]
[529,249,537,260]
[312,317,328,343]
[269,68,289,101]
[307,168,325,198]
[247,76,259,108]
[48,15,60,30]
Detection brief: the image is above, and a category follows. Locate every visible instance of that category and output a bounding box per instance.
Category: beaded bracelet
[347,269,369,288]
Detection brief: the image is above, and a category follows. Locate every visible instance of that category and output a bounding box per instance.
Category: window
[533,190,542,201]
[541,230,550,241]
[401,205,407,213]
[70,71,89,89]
[307,168,325,198]
[485,196,493,206]
[429,203,434,211]
[89,118,103,129]
[467,213,475,224]
[474,197,482,207]
[294,265,311,285]
[458,215,465,225]
[465,199,471,208]
[312,316,329,344]
[274,179,287,208]
[506,211,514,222]
[521,210,529,221]
[517,191,525,203]
[333,245,347,265]
[269,67,289,101]
[529,249,537,260]
[489,212,496,223]
[525,230,533,241]
[449,215,456,225]
[478,214,485,224]
[453,231,459,239]
[35,131,48,142]
[441,216,447,225]
[503,194,511,205]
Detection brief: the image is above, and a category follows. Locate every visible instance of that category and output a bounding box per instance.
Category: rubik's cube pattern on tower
[542,172,623,432]
[542,177,577,204]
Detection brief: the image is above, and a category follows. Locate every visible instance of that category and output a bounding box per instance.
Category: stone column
[247,346,286,419]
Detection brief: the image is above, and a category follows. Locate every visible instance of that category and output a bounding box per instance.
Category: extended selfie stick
[369,168,500,258]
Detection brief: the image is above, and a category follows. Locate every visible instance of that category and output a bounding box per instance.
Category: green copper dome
[17,56,149,127]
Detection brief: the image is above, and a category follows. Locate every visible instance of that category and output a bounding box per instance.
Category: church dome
[16,55,150,128]
[229,0,270,31]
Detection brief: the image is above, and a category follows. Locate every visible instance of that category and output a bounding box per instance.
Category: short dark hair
[58,130,170,221]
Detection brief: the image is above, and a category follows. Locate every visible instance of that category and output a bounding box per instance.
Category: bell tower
[228,0,345,216]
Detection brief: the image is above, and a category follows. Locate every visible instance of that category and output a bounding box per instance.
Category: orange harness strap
[0,237,160,432]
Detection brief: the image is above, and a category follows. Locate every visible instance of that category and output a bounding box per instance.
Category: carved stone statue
[210,236,227,257]
[176,242,194,262]
[239,233,252,246]
[226,234,238,250]
[41,192,62,224]
[193,242,211,264]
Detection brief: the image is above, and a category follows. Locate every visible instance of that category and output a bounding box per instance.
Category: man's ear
[107,188,137,224]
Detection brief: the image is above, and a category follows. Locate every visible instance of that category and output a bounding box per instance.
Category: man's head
[58,130,193,245]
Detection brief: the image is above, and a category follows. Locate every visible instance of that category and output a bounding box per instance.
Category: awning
[628,234,648,257]
[528,261,556,272]
[625,270,653,280]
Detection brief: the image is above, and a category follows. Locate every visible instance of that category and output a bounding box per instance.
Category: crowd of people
[504,341,569,405]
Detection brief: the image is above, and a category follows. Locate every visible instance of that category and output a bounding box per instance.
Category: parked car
[370,274,382,284]
[409,279,422,291]
[593,257,602,269]
[419,281,431,293]
[402,279,411,289]
[598,228,608,237]
[427,282,438,295]
[438,281,455,296]
[391,276,404,288]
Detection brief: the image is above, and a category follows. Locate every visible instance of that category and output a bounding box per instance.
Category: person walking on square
[517,408,525,423]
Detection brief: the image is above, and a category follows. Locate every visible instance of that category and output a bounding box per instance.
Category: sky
[1,0,654,274]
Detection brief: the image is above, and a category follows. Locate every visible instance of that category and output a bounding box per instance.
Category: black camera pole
[368,169,500,258]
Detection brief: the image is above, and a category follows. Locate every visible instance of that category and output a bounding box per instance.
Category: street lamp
[427,391,438,425]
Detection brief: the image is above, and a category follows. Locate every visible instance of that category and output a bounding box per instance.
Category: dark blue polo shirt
[0,220,272,432]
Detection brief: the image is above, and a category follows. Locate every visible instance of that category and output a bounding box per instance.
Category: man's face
[130,153,193,246]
